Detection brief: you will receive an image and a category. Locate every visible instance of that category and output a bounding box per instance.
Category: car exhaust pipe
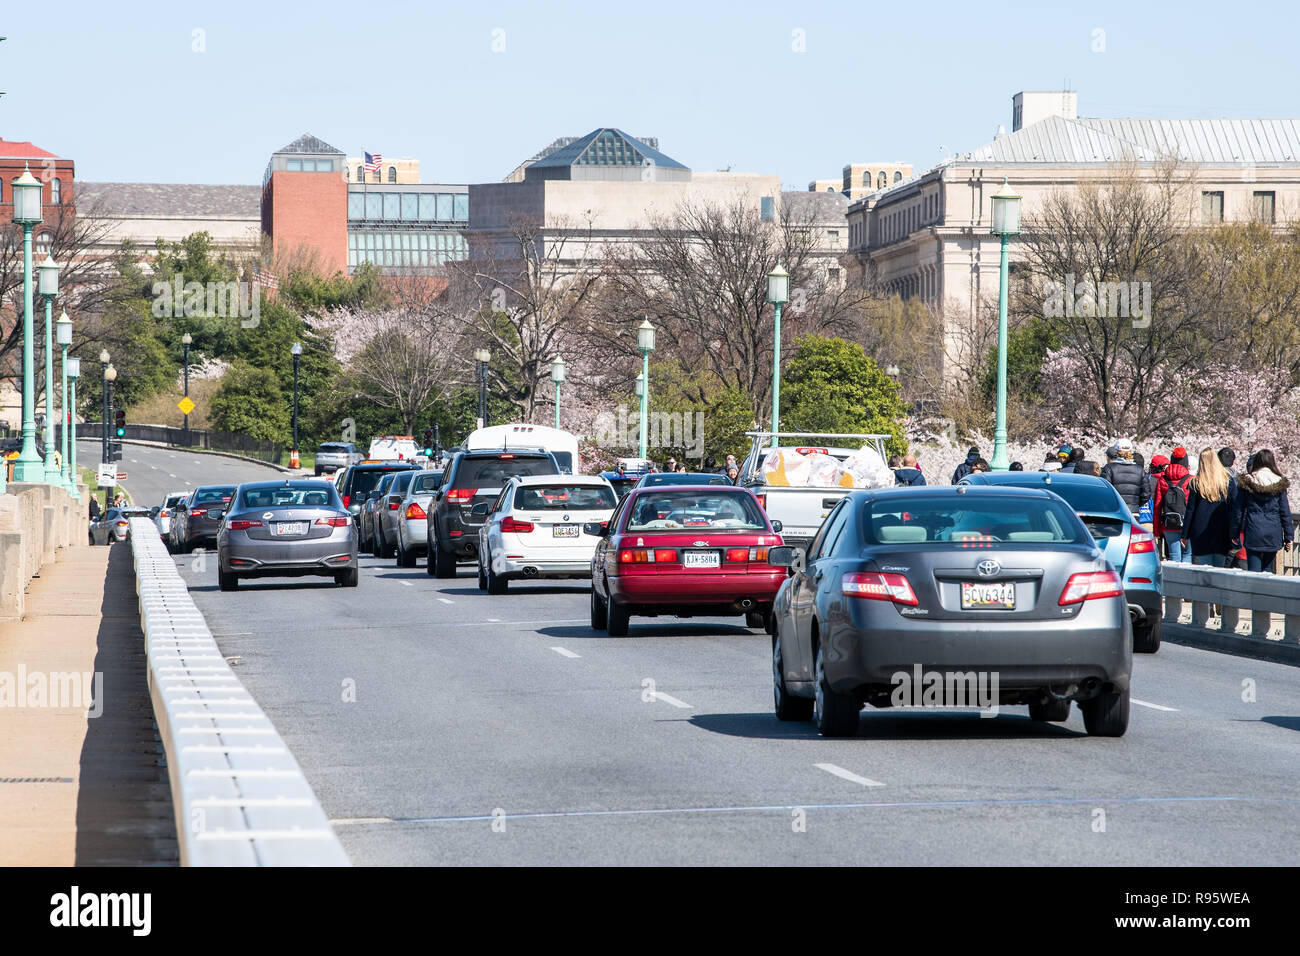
[1047,683,1078,700]
[523,566,539,576]
[738,598,755,610]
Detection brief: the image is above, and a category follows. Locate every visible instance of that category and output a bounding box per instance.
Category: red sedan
[587,485,786,636]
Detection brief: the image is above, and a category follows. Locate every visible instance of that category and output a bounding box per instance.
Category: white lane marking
[438,597,454,605]
[487,618,500,622]
[550,647,580,659]
[330,817,394,825]
[1132,698,1179,712]
[169,473,176,478]
[150,464,158,470]
[130,458,138,463]
[815,763,885,787]
[652,691,692,709]
[399,581,413,587]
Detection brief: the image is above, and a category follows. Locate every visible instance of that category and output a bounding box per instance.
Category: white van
[464,424,580,474]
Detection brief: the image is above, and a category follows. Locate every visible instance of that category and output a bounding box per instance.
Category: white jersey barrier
[129,518,350,866]
[1161,560,1300,662]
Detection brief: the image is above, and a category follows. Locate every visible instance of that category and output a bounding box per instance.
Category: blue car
[634,472,733,488]
[960,471,1162,653]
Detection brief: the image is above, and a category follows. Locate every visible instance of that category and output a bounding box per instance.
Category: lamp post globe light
[38,255,61,482]
[67,356,81,500]
[989,178,1022,472]
[11,164,44,482]
[56,310,72,490]
[473,348,491,430]
[551,355,566,431]
[99,350,109,466]
[636,317,655,460]
[290,341,302,470]
[104,364,117,500]
[181,332,193,447]
[766,262,790,448]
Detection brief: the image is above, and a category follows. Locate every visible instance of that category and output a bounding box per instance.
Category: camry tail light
[726,548,750,562]
[842,571,918,605]
[228,519,263,530]
[1058,570,1123,605]
[315,517,350,527]
[446,488,477,503]
[388,500,400,510]
[405,502,427,519]
[500,516,534,534]
[1127,525,1155,554]
[191,508,208,517]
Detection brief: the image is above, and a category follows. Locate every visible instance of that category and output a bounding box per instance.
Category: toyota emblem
[977,559,1001,577]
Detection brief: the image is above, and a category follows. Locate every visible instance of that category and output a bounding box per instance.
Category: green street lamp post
[551,355,566,430]
[67,357,80,500]
[473,348,491,430]
[11,165,44,482]
[636,318,655,460]
[56,309,72,491]
[634,373,646,458]
[766,262,790,448]
[98,350,109,466]
[181,332,192,447]
[39,255,61,483]
[989,178,1022,471]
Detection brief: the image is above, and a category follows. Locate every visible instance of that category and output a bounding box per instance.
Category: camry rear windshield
[515,485,616,510]
[239,484,342,509]
[455,455,557,486]
[864,496,1087,545]
[626,491,766,532]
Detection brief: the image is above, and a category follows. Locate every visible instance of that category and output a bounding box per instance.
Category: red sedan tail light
[1127,525,1155,554]
[725,548,750,562]
[501,516,534,533]
[1058,570,1123,605]
[227,519,263,530]
[314,517,350,527]
[405,502,427,519]
[842,571,918,605]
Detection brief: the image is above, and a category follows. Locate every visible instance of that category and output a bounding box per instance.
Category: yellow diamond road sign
[177,396,196,416]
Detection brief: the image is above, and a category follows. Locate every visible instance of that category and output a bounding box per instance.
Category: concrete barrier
[0,484,86,622]
[1161,560,1300,664]
[128,518,350,866]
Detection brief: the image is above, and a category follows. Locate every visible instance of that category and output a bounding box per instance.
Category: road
[76,440,285,507]
[173,549,1300,866]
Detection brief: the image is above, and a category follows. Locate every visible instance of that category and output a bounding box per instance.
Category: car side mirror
[767,546,806,570]
[771,519,783,533]
[583,521,608,537]
[470,502,490,516]
[348,503,361,514]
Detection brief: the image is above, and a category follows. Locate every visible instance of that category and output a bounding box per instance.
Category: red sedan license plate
[684,551,720,569]
[961,581,1015,609]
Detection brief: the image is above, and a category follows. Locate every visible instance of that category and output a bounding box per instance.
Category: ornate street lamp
[38,255,60,482]
[989,178,1022,471]
[551,355,566,431]
[67,356,81,500]
[636,318,655,460]
[99,349,109,466]
[56,310,72,490]
[181,332,193,446]
[11,165,44,482]
[766,262,790,448]
[290,342,302,469]
[474,348,491,429]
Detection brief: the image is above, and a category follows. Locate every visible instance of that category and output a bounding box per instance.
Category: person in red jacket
[1153,447,1193,561]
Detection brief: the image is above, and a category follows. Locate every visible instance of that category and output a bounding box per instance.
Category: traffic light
[107,442,122,463]
[114,408,126,439]
[423,427,434,456]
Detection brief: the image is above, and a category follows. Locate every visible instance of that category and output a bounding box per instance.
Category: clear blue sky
[3,0,1296,187]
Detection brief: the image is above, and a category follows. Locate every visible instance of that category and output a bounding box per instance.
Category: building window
[1254,191,1276,224]
[383,193,400,219]
[51,177,61,204]
[357,166,365,181]
[861,172,870,187]
[287,159,302,171]
[35,232,52,255]
[760,196,775,222]
[388,166,397,183]
[877,171,887,189]
[1202,191,1224,223]
[827,229,839,239]
[453,193,468,220]
[826,185,835,192]
[894,171,903,183]
[348,192,365,219]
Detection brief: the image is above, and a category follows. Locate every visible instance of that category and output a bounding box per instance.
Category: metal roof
[76,182,261,218]
[273,132,344,155]
[530,128,686,170]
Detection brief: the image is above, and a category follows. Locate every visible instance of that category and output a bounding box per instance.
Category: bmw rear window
[864,495,1087,545]
[455,455,557,486]
[515,484,616,510]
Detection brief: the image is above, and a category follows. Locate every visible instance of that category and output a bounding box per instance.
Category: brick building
[1,138,76,256]
[260,133,349,273]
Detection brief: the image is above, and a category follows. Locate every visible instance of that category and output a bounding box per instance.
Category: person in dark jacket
[1181,447,1236,567]
[1100,439,1149,515]
[1218,447,1237,477]
[951,447,981,484]
[1074,459,1100,477]
[1153,448,1192,561]
[1055,444,1075,472]
[88,496,101,520]
[1217,448,1244,566]
[1230,449,1294,573]
[894,454,926,486]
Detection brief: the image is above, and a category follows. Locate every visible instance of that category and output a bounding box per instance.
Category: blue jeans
[1246,551,1277,573]
[1163,532,1188,562]
[1192,552,1227,568]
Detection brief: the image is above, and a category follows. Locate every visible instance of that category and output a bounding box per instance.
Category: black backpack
[1161,476,1190,530]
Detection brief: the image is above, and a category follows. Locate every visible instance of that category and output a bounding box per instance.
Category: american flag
[364,151,382,173]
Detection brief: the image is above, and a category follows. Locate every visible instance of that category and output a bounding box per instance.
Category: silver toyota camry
[217,480,359,590]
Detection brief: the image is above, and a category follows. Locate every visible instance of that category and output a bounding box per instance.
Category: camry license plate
[274,521,307,536]
[553,525,579,538]
[961,581,1015,609]
[684,551,720,569]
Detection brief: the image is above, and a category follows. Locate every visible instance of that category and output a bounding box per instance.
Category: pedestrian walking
[1181,447,1236,567]
[1230,449,1293,573]
[88,496,101,520]
[894,454,926,486]
[1153,447,1192,562]
[952,446,981,483]
[1100,439,1148,515]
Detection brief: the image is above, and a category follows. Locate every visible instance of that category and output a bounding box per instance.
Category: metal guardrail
[1161,560,1300,642]
[79,423,285,464]
[128,518,350,866]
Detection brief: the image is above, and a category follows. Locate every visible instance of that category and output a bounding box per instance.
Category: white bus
[463,424,580,473]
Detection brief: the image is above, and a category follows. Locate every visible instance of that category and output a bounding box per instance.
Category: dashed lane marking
[815,763,885,787]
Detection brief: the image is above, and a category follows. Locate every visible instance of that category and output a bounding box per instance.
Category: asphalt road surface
[77,440,285,508]
[170,549,1300,866]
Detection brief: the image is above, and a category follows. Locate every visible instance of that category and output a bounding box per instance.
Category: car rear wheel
[1133,617,1161,654]
[434,540,456,578]
[486,560,508,595]
[396,538,415,568]
[426,538,437,575]
[773,626,813,721]
[745,610,766,630]
[477,557,488,591]
[590,586,607,630]
[377,529,394,559]
[607,597,630,637]
[335,567,359,587]
[218,569,239,591]
[813,642,859,737]
[1029,697,1071,722]
[1080,686,1129,737]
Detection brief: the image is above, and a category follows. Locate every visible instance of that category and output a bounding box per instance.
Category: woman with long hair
[1229,449,1294,573]
[1181,447,1236,567]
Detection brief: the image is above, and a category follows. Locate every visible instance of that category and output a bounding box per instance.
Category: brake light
[619,549,652,563]
[115,521,129,528]
[228,519,263,530]
[498,454,515,459]
[1058,570,1123,605]
[1128,525,1155,554]
[314,517,350,527]
[446,488,477,502]
[501,516,534,533]
[191,508,208,517]
[405,502,427,519]
[343,495,350,508]
[756,494,767,511]
[388,500,400,510]
[726,547,750,562]
[655,548,678,563]
[841,571,918,605]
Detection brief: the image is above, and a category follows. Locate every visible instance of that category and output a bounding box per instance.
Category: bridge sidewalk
[0,539,177,865]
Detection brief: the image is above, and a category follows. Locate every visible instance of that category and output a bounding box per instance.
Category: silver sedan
[216,480,359,590]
